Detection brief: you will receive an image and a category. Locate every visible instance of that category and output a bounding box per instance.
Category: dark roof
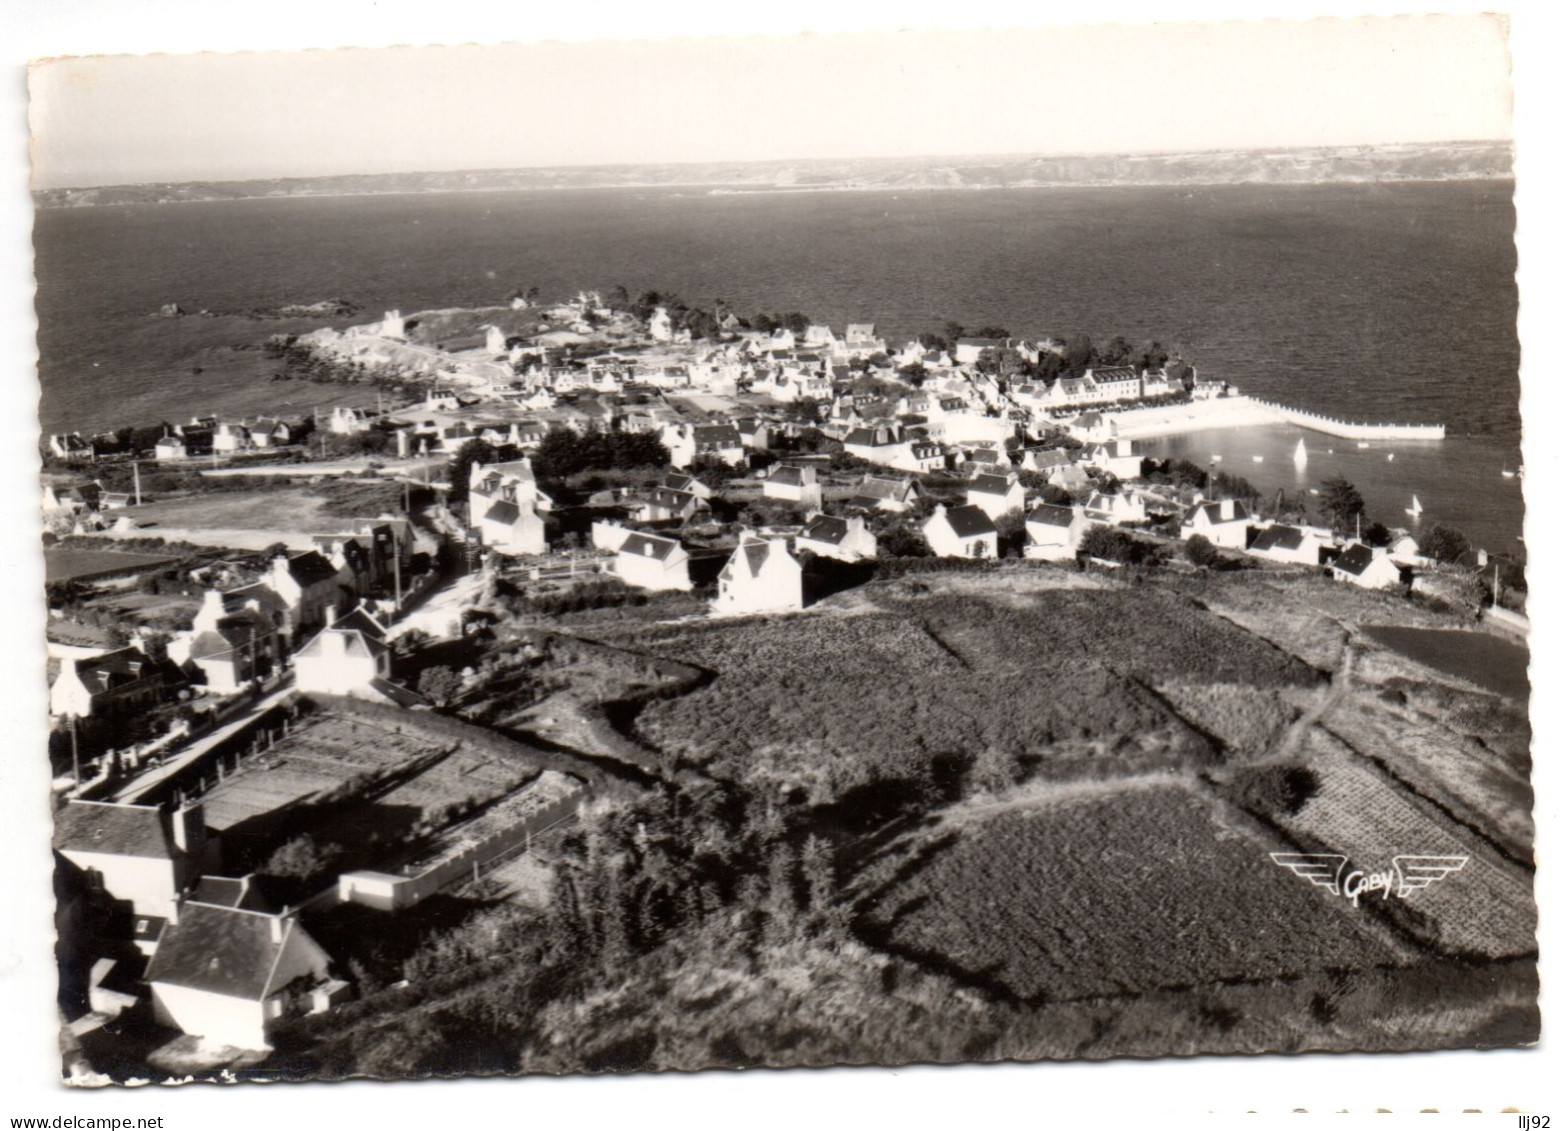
[484,499,522,525]
[619,532,681,561]
[54,801,176,858]
[1251,524,1308,552]
[694,424,741,445]
[1189,500,1251,525]
[1027,503,1077,528]
[1333,544,1385,576]
[190,874,276,913]
[938,504,997,539]
[1093,366,1137,381]
[957,337,1007,348]
[968,474,1017,496]
[646,487,696,509]
[1027,449,1071,471]
[144,903,300,1001]
[800,515,849,545]
[69,647,162,693]
[284,551,340,588]
[767,465,810,487]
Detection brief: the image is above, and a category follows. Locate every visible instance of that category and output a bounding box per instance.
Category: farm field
[196,711,449,835]
[854,779,1408,1002]
[43,546,173,584]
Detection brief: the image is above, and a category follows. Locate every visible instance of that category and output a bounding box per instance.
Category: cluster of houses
[49,513,419,723]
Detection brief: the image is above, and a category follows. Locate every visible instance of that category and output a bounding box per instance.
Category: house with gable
[923,503,999,559]
[1331,543,1406,590]
[1080,438,1143,480]
[714,534,804,615]
[625,486,703,525]
[845,473,920,514]
[1082,489,1149,527]
[145,901,340,1050]
[1180,498,1253,550]
[615,532,693,592]
[797,513,877,562]
[49,646,176,719]
[54,799,212,922]
[763,464,823,510]
[260,550,354,646]
[292,605,398,700]
[693,424,745,467]
[168,588,281,694]
[966,473,1026,520]
[1024,503,1089,562]
[1248,523,1329,566]
[663,471,714,500]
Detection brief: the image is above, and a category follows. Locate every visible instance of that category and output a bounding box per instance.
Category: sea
[31,180,1524,552]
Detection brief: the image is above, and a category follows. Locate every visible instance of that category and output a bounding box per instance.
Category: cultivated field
[855,779,1407,1002]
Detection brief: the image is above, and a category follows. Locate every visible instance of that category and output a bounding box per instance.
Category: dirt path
[1273,640,1355,761]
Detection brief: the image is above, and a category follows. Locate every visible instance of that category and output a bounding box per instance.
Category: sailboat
[1293,438,1308,467]
[1501,466,1516,479]
[1406,495,1424,519]
[1386,453,1395,462]
[1251,454,1264,463]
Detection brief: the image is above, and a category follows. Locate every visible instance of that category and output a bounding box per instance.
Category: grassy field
[112,480,404,550]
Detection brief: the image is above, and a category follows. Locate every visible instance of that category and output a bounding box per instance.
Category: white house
[649,307,675,343]
[663,471,714,500]
[1248,523,1329,566]
[658,423,697,469]
[615,532,693,592]
[1180,499,1253,550]
[1331,544,1406,590]
[1081,489,1149,527]
[1079,438,1142,480]
[845,474,920,513]
[145,902,338,1051]
[53,800,211,921]
[966,473,1026,520]
[154,435,188,461]
[763,464,823,509]
[796,513,877,562]
[49,647,170,719]
[477,498,547,556]
[212,423,250,453]
[715,535,804,615]
[1024,503,1089,562]
[693,424,745,467]
[923,503,999,559]
[292,607,394,699]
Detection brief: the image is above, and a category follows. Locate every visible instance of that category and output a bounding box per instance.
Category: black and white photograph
[5,1,1555,1117]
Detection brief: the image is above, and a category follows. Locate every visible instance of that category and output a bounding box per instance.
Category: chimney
[269,914,286,944]
[1220,498,1235,521]
[170,801,205,858]
[325,604,337,627]
[931,504,947,521]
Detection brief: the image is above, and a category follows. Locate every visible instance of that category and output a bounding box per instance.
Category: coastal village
[41,288,1530,1076]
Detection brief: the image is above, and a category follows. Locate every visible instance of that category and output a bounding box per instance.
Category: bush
[1225,764,1321,818]
[1184,534,1221,568]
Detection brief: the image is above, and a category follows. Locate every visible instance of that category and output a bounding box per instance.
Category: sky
[27,12,1513,190]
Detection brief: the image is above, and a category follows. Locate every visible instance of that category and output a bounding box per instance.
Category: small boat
[1308,488,1320,496]
[1502,467,1516,479]
[1251,455,1264,463]
[1293,438,1308,467]
[1210,454,1222,464]
[1406,495,1424,519]
[1358,441,1371,450]
[1327,448,1334,455]
[1386,453,1395,462]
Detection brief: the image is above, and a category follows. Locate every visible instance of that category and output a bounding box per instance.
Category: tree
[1420,523,1471,563]
[1363,521,1392,547]
[1184,533,1221,568]
[1099,335,1134,367]
[973,325,1011,340]
[943,321,966,344]
[446,438,498,506]
[1135,340,1170,373]
[1316,476,1366,533]
[418,665,462,707]
[1063,333,1096,378]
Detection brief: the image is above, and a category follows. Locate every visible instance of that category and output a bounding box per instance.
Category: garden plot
[857,779,1407,1003]
[1276,729,1535,961]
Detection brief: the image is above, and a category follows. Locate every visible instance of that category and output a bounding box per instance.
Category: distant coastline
[33,140,1513,209]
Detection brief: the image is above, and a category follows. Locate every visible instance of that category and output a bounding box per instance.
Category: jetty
[1106,395,1445,442]
[1248,397,1445,441]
